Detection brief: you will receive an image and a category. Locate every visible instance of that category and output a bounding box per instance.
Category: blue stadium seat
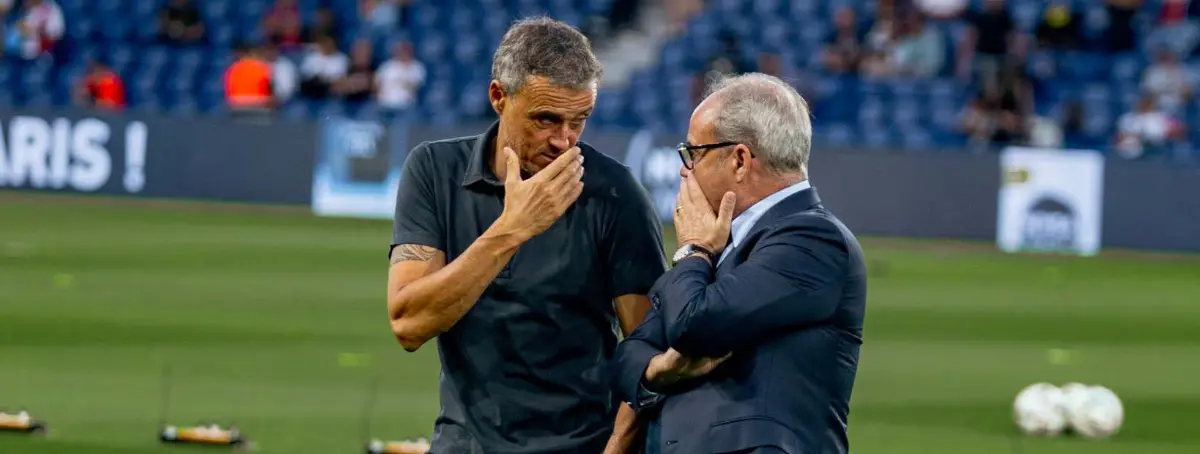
[0,0,1176,155]
[457,83,490,118]
[169,95,201,116]
[133,0,158,18]
[583,0,614,15]
[902,128,934,149]
[201,0,233,22]
[787,0,820,20]
[453,35,486,66]
[857,95,887,130]
[318,99,348,118]
[757,19,791,52]
[1110,54,1145,83]
[594,89,626,125]
[212,23,236,48]
[817,123,855,148]
[893,98,924,129]
[1011,1,1041,32]
[861,126,894,149]
[66,17,96,42]
[1061,52,1106,81]
[59,0,90,15]
[1111,82,1140,112]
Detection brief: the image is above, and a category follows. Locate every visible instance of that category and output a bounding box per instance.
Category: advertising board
[997,147,1105,256]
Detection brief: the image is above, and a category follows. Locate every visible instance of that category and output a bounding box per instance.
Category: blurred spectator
[664,0,702,36]
[1143,0,1200,57]
[361,0,398,36]
[608,0,642,34]
[692,32,753,104]
[396,0,414,29]
[915,0,968,19]
[263,0,303,52]
[1026,115,1064,148]
[1060,100,1084,136]
[958,0,1022,86]
[1115,96,1186,159]
[757,52,783,78]
[0,0,12,48]
[1141,48,1192,114]
[865,0,898,61]
[959,66,1033,148]
[262,43,298,104]
[863,10,945,78]
[375,41,425,114]
[821,6,867,74]
[73,59,126,110]
[333,39,375,102]
[224,42,274,111]
[1034,1,1081,50]
[1105,0,1141,52]
[3,0,64,61]
[305,6,342,45]
[300,36,349,99]
[758,52,814,101]
[157,0,204,45]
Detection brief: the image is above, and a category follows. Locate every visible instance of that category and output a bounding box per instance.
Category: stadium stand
[0,0,1196,161]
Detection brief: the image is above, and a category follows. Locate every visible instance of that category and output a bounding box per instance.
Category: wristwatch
[671,243,714,265]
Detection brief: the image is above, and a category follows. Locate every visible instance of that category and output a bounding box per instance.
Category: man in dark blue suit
[610,73,868,454]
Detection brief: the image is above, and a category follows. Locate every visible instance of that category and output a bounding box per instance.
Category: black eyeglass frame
[676,141,742,170]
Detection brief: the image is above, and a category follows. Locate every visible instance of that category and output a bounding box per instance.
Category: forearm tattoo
[390,244,438,264]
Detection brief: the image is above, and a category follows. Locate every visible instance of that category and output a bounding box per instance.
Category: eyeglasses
[677,141,738,170]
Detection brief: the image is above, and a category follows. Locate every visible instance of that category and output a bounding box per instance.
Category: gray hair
[704,73,812,174]
[491,17,603,94]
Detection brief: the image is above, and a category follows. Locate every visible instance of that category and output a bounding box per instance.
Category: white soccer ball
[1065,385,1124,439]
[1013,382,1067,436]
[1058,382,1091,420]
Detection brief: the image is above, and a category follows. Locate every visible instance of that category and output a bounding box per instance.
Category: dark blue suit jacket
[610,187,867,454]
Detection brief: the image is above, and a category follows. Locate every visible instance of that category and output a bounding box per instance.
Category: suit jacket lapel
[717,187,823,275]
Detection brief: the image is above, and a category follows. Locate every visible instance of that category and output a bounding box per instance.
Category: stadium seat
[0,0,1184,156]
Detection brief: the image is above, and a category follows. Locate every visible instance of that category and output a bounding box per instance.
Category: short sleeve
[390,143,443,256]
[603,169,668,297]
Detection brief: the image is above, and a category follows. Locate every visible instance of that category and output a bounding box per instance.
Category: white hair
[705,73,812,174]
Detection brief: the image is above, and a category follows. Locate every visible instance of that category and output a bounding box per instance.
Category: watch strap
[674,243,714,265]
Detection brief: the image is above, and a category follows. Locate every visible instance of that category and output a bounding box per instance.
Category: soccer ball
[1058,382,1092,420]
[1013,382,1067,436]
[1064,385,1124,439]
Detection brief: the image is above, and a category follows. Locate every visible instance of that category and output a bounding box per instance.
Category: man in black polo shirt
[385,17,667,454]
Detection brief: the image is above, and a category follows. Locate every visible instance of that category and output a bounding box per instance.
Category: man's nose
[549,137,571,152]
[549,135,576,153]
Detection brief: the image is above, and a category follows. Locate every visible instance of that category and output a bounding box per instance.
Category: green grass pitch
[1,192,1198,454]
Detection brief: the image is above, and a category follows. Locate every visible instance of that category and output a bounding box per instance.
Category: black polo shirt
[391,121,668,454]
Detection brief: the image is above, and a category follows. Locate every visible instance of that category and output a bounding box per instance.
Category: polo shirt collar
[462,120,505,188]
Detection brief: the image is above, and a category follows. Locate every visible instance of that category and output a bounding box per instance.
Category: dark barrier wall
[3,108,1196,252]
[1103,161,1200,252]
[807,150,1000,241]
[0,107,316,205]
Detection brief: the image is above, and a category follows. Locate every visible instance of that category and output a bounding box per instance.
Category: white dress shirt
[717,180,811,266]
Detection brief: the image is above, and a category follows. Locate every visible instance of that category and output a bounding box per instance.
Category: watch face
[672,245,693,263]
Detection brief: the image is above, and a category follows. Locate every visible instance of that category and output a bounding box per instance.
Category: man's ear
[734,145,754,168]
[489,80,506,115]
[734,145,752,181]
